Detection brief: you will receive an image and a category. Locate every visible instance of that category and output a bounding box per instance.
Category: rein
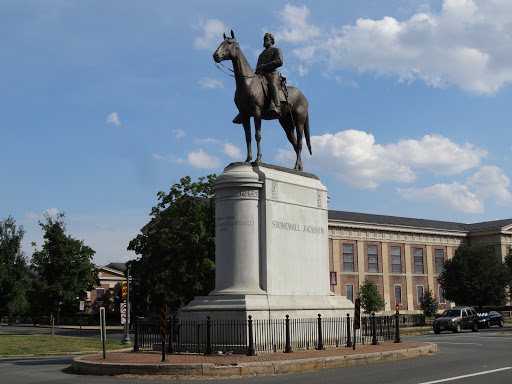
[215,63,259,79]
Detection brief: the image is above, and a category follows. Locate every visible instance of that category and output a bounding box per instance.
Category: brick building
[327,210,512,314]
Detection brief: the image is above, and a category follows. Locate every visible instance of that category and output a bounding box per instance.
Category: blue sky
[2,0,512,266]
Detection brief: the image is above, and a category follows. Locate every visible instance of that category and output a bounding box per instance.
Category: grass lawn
[0,334,129,357]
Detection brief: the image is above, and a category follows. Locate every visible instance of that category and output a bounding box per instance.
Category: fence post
[160,306,167,362]
[205,316,212,355]
[167,316,174,353]
[346,313,352,347]
[133,318,139,352]
[284,315,292,353]
[371,313,378,345]
[395,310,401,343]
[317,314,324,350]
[246,315,256,356]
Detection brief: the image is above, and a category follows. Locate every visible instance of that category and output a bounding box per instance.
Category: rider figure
[233,32,283,124]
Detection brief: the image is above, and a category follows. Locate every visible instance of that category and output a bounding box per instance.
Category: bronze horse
[213,31,311,171]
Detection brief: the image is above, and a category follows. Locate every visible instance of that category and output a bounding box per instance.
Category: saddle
[259,73,288,104]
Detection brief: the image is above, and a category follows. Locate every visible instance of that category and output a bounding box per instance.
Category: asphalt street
[1,325,130,342]
[0,326,511,384]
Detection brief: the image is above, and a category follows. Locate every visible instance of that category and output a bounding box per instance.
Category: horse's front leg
[254,117,262,163]
[242,116,252,162]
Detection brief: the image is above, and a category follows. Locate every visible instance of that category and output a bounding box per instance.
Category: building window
[417,286,424,305]
[346,284,354,303]
[435,249,444,275]
[394,285,402,304]
[367,245,378,273]
[413,248,424,274]
[439,286,446,304]
[343,243,354,272]
[96,288,105,301]
[391,246,402,273]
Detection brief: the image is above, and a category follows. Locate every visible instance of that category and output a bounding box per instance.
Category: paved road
[1,325,130,342]
[1,327,511,383]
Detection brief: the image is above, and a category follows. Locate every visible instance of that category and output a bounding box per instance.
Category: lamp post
[122,263,131,345]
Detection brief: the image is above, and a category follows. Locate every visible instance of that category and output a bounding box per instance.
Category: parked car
[477,311,505,328]
[433,307,479,334]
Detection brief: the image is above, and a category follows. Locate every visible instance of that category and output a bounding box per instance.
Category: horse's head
[213,30,239,63]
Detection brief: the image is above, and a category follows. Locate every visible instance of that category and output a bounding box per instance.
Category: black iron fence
[134,314,399,355]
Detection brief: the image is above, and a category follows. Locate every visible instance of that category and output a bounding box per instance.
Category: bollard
[205,316,212,355]
[284,315,292,353]
[133,319,139,352]
[371,313,378,345]
[395,312,401,343]
[317,314,324,350]
[247,315,256,356]
[346,313,352,347]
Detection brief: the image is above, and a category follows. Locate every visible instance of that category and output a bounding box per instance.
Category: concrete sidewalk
[73,341,437,377]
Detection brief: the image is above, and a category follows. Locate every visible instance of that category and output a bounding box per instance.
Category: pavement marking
[417,367,512,384]
[433,342,482,345]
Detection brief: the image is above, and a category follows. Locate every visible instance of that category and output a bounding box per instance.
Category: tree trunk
[50,313,55,335]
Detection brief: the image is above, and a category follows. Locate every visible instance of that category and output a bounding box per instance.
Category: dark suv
[433,307,479,334]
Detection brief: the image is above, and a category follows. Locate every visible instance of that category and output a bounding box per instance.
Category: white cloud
[195,138,220,145]
[287,1,512,94]
[276,130,485,189]
[199,77,223,89]
[467,165,512,205]
[276,4,321,44]
[398,183,484,213]
[106,112,121,126]
[222,142,243,159]
[194,19,226,50]
[173,129,186,138]
[187,149,221,169]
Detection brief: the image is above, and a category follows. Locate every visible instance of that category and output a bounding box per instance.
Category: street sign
[121,313,127,324]
[79,301,85,311]
[121,303,127,313]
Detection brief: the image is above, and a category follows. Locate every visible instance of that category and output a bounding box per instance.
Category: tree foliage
[439,245,508,311]
[358,279,386,314]
[504,247,512,301]
[30,213,97,316]
[0,216,30,317]
[420,287,438,324]
[128,175,216,311]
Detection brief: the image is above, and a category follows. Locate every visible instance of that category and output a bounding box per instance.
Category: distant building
[327,210,512,314]
[87,262,126,313]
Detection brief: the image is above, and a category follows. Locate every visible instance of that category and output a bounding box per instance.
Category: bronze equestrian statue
[213,30,311,171]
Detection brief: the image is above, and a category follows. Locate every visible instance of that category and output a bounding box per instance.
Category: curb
[72,343,438,376]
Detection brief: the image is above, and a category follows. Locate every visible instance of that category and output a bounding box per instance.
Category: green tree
[358,279,386,314]
[128,175,216,311]
[420,287,438,325]
[31,212,97,332]
[439,245,508,311]
[0,216,30,328]
[504,247,512,301]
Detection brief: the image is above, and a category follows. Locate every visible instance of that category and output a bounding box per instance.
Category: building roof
[105,262,127,272]
[328,210,467,231]
[328,210,512,233]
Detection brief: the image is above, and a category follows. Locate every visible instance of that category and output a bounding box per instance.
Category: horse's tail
[305,114,312,155]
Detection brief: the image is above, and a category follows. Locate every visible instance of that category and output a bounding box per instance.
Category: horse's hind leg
[279,115,303,171]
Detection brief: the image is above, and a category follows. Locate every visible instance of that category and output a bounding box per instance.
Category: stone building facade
[327,210,512,314]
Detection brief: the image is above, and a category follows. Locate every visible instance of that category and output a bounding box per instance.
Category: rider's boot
[232,113,243,124]
[266,83,281,119]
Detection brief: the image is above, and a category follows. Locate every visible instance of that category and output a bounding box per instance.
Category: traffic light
[122,281,128,299]
[396,301,400,315]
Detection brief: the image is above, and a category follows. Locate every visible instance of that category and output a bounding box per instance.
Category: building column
[382,243,391,311]
[357,240,365,289]
[404,244,414,311]
[426,245,434,291]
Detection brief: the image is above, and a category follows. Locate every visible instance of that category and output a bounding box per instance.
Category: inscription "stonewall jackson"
[272,221,325,235]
